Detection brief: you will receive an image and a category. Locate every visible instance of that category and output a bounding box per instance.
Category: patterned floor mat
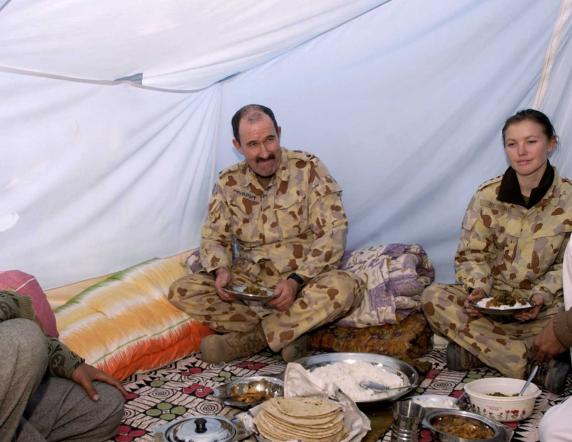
[113,349,570,441]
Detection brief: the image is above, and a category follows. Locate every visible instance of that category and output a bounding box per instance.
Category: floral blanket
[111,348,569,442]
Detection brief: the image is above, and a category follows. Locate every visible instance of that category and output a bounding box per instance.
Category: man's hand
[71,363,128,401]
[463,288,486,318]
[532,318,567,362]
[213,268,235,301]
[268,279,298,312]
[514,294,543,322]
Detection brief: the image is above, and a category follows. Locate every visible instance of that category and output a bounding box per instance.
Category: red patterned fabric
[0,270,58,337]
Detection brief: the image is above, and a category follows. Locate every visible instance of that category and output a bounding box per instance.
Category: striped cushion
[55,257,212,380]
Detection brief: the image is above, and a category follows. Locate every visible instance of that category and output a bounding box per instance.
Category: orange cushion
[55,257,212,380]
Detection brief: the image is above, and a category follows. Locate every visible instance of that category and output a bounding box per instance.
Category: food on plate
[431,415,495,439]
[254,396,347,442]
[229,380,277,404]
[311,361,405,402]
[484,292,527,308]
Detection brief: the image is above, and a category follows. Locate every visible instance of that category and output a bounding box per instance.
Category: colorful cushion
[0,270,59,337]
[337,244,434,327]
[55,257,212,380]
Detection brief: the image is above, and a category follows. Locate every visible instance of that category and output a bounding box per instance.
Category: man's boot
[200,324,267,363]
[280,335,309,362]
[446,342,483,371]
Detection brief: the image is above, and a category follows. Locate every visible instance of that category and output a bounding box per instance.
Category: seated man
[0,290,127,442]
[168,104,363,363]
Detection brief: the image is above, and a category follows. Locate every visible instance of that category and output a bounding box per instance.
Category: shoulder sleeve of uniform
[306,153,342,196]
[477,175,503,192]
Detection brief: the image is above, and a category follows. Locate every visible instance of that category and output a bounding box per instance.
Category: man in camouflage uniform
[168,104,363,363]
[422,165,572,380]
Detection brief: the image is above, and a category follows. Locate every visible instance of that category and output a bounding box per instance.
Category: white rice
[311,361,405,402]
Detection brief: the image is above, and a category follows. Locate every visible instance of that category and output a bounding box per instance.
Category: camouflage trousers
[168,260,363,352]
[422,283,561,378]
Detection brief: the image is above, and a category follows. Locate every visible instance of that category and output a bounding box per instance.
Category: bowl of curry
[422,409,508,441]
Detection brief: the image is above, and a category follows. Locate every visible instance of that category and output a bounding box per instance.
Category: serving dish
[212,376,283,409]
[422,408,510,441]
[295,352,419,403]
[464,377,540,422]
[225,284,274,301]
[154,415,251,442]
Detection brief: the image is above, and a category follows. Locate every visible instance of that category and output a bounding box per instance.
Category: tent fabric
[0,0,389,90]
[1,0,572,289]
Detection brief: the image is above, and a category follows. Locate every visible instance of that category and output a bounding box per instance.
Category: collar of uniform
[240,147,290,190]
[497,161,554,209]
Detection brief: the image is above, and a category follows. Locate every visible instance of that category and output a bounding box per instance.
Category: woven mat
[112,349,570,441]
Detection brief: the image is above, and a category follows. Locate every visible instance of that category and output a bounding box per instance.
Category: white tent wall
[0,72,220,287]
[1,0,572,289]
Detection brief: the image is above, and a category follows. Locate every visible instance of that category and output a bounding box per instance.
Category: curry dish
[432,415,495,439]
[230,382,273,404]
[487,392,518,397]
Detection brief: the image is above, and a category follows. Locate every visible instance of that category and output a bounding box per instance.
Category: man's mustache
[256,154,275,163]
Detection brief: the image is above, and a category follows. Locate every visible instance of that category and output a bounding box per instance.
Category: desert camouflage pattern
[169,148,363,351]
[423,169,572,377]
[455,169,572,306]
[200,148,348,278]
[423,283,560,377]
[169,260,363,351]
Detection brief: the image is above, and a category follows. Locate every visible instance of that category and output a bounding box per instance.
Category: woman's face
[504,120,556,180]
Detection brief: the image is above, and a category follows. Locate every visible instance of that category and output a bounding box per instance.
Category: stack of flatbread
[254,396,348,442]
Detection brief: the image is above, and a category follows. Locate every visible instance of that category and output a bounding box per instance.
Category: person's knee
[88,382,125,436]
[4,318,48,379]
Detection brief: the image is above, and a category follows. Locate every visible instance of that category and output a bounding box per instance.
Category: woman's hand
[514,294,543,322]
[463,288,486,318]
[71,363,128,401]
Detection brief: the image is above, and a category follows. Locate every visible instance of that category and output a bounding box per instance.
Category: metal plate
[473,298,533,317]
[225,284,275,301]
[212,376,283,409]
[422,408,510,442]
[295,352,419,403]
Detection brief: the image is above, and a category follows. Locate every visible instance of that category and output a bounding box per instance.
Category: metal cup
[391,400,424,442]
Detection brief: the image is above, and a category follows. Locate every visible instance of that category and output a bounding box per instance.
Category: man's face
[233,113,282,177]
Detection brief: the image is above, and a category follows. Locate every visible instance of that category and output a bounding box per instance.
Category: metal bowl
[294,352,419,403]
[212,376,283,409]
[422,409,510,442]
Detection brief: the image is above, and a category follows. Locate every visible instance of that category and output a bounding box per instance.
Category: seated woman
[422,109,572,393]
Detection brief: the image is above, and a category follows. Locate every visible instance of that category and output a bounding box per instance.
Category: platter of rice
[254,396,348,442]
[295,352,419,403]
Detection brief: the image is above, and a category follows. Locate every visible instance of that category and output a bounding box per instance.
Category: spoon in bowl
[519,364,539,396]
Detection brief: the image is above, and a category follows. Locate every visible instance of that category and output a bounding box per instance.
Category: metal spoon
[360,381,415,392]
[519,364,539,396]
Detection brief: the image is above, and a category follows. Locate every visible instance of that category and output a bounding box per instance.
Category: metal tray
[294,352,419,403]
[225,284,275,301]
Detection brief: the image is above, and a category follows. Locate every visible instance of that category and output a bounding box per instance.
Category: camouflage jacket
[455,168,572,306]
[0,290,84,378]
[200,148,348,279]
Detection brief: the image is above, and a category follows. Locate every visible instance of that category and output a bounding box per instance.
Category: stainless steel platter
[295,352,419,403]
[225,284,275,301]
[212,376,283,409]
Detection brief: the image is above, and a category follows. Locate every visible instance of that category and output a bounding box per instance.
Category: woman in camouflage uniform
[422,109,572,393]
